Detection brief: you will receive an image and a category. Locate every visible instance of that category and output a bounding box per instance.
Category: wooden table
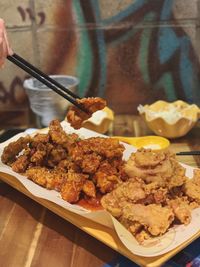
[1,115,200,267]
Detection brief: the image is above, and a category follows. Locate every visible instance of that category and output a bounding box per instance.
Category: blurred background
[0,0,200,129]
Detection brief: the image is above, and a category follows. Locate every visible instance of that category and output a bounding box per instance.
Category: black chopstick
[176,151,200,156]
[7,53,89,114]
[12,53,80,100]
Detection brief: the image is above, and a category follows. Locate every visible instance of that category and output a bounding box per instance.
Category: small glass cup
[23,75,79,127]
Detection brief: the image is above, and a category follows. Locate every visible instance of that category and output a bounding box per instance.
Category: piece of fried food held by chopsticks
[66,97,107,129]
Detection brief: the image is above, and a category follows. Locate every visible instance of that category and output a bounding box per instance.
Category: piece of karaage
[66,97,106,129]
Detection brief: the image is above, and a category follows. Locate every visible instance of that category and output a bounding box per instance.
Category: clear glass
[23,75,79,127]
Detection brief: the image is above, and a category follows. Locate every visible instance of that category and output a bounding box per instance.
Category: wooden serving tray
[1,171,200,267]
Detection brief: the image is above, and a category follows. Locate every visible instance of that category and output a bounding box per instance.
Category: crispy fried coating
[66,97,106,129]
[78,97,106,113]
[193,169,200,184]
[57,159,80,172]
[94,161,121,193]
[49,119,78,150]
[2,120,126,205]
[61,181,82,203]
[183,177,200,204]
[125,148,186,189]
[47,145,68,167]
[167,198,191,225]
[101,148,200,243]
[30,143,48,165]
[68,137,125,193]
[30,133,50,147]
[101,192,122,217]
[101,183,175,241]
[82,180,96,198]
[70,137,124,161]
[184,170,200,206]
[77,153,102,174]
[101,178,146,217]
[26,167,56,189]
[1,135,31,164]
[60,171,88,203]
[134,149,167,167]
[135,229,152,243]
[110,178,146,203]
[11,155,29,173]
[125,149,173,183]
[122,204,174,237]
[101,177,168,216]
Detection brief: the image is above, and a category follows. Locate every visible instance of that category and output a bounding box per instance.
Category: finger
[0,19,13,56]
[3,27,13,55]
[0,45,6,66]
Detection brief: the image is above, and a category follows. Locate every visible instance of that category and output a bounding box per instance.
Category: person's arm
[0,18,13,67]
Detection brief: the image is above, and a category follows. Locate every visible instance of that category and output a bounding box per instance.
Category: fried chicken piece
[109,158,129,181]
[166,161,187,189]
[102,180,174,241]
[27,168,68,192]
[125,149,174,182]
[30,143,48,166]
[26,167,56,189]
[49,119,79,150]
[125,149,186,189]
[68,137,125,192]
[66,97,106,129]
[50,170,68,191]
[153,188,168,204]
[101,191,122,217]
[61,181,82,203]
[169,186,184,199]
[1,135,31,164]
[138,184,168,205]
[122,204,174,236]
[101,178,146,217]
[78,153,102,174]
[182,169,200,205]
[167,198,191,225]
[134,149,167,167]
[102,177,167,211]
[47,145,68,167]
[30,133,50,147]
[183,179,200,204]
[82,180,96,198]
[192,169,200,184]
[119,217,143,235]
[57,159,80,172]
[95,172,118,194]
[94,161,121,193]
[60,171,88,203]
[113,179,146,203]
[11,155,29,173]
[70,137,124,161]
[141,174,166,187]
[78,97,107,113]
[135,229,152,243]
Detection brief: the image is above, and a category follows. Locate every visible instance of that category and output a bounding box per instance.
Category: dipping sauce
[78,194,103,211]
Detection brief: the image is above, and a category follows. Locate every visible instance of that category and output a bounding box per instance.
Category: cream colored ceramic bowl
[82,106,114,134]
[138,100,200,138]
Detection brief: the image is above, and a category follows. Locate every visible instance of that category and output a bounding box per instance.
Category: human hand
[0,18,13,67]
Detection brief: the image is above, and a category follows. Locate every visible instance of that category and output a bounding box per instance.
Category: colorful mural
[0,0,200,126]
[72,0,200,113]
